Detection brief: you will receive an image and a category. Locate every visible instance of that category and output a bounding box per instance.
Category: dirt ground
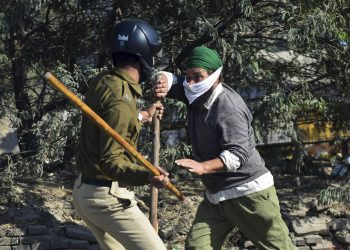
[0,171,349,249]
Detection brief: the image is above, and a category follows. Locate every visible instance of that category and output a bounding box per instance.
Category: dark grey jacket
[168,83,268,193]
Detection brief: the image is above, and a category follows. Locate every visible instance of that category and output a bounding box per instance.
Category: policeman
[72,19,168,250]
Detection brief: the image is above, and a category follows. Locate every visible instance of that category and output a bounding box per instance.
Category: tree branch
[165,0,263,71]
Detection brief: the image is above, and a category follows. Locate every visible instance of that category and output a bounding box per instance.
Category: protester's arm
[175,158,226,175]
[155,71,188,104]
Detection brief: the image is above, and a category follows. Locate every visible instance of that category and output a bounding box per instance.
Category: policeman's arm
[99,97,150,186]
[139,102,164,123]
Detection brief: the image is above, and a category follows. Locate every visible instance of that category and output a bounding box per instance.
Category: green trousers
[185,186,296,250]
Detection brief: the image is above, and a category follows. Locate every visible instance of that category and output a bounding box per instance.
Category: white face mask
[183,67,223,104]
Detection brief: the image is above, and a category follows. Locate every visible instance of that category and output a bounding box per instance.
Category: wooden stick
[44,72,185,201]
[150,99,161,231]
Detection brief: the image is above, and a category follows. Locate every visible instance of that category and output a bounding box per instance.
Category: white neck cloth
[183,67,223,104]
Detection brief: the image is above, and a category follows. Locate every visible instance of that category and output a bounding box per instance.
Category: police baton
[44,72,185,201]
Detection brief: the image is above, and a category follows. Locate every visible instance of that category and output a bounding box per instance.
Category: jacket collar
[113,68,143,97]
[203,83,223,110]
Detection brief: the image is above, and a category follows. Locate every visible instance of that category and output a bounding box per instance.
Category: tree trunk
[9,36,36,153]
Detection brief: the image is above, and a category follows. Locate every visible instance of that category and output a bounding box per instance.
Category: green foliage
[319,183,350,205]
[0,155,23,205]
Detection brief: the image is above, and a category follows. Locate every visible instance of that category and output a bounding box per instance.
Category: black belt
[81,176,112,187]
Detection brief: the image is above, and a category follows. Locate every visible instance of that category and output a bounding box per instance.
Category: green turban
[185,46,222,71]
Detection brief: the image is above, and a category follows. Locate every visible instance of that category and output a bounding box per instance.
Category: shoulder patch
[102,73,124,100]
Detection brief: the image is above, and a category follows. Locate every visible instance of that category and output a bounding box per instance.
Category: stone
[304,235,322,245]
[308,199,330,213]
[159,227,176,240]
[334,230,350,244]
[243,240,255,248]
[329,218,349,231]
[292,217,329,236]
[27,225,48,235]
[298,247,310,250]
[280,202,291,212]
[65,226,97,243]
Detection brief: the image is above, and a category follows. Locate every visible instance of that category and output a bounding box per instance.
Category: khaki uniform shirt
[78,68,149,186]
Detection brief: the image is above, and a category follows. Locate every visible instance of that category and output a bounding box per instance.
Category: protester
[155,46,296,250]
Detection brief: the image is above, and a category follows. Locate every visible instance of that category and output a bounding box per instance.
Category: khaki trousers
[72,174,166,250]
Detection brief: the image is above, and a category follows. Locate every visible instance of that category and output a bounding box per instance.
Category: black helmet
[110,19,161,69]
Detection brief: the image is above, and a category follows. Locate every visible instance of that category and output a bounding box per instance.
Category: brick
[304,235,322,245]
[294,237,306,246]
[27,225,48,235]
[69,239,90,249]
[298,247,310,250]
[310,245,331,250]
[65,226,97,243]
[12,245,31,250]
[310,243,340,250]
[0,247,11,250]
[0,237,18,246]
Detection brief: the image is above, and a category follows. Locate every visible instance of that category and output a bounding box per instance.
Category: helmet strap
[140,58,157,82]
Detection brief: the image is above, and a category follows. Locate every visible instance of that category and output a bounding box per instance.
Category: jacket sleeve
[217,106,252,167]
[99,89,149,186]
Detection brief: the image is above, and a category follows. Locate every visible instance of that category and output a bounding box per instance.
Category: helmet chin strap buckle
[140,57,158,82]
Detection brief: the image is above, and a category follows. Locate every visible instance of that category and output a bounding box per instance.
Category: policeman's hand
[155,72,169,98]
[149,166,170,188]
[175,158,206,175]
[147,102,164,120]
[141,103,164,123]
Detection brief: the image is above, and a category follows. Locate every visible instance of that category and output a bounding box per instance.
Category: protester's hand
[141,102,164,123]
[154,72,169,98]
[175,159,206,175]
[149,166,170,188]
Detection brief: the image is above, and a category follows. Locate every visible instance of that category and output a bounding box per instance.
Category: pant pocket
[109,183,136,209]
